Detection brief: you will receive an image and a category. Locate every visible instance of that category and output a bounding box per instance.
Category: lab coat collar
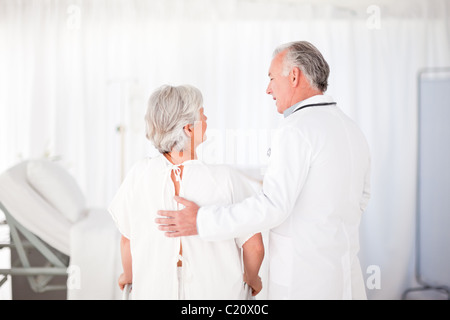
[283,94,335,118]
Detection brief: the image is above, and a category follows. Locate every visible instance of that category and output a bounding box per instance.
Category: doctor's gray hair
[145,84,203,154]
[273,41,330,92]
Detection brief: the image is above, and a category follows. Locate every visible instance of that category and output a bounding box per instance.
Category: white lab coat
[197,95,371,299]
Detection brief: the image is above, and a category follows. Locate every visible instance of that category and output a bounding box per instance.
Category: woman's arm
[242,233,265,296]
[118,235,132,290]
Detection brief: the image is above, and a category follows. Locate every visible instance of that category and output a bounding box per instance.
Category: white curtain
[0,0,449,299]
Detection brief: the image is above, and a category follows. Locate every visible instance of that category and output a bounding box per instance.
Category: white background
[0,0,449,299]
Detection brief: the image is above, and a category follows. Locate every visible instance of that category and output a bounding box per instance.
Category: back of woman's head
[145,84,203,154]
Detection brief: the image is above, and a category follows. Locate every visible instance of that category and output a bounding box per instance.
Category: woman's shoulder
[192,162,262,190]
[203,163,261,180]
[190,162,236,178]
[124,155,165,180]
[126,157,151,173]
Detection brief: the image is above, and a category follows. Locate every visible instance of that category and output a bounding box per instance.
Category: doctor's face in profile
[266,50,293,114]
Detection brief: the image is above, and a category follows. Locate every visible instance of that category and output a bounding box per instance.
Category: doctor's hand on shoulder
[156,196,199,237]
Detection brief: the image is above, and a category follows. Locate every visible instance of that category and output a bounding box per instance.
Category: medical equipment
[0,201,69,293]
[402,67,450,299]
[122,283,132,300]
[291,102,336,114]
[0,159,122,299]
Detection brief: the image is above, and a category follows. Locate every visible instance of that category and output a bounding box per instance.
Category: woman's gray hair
[273,41,330,92]
[145,84,203,154]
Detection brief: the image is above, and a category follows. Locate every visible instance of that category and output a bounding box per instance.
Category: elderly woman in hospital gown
[108,84,264,300]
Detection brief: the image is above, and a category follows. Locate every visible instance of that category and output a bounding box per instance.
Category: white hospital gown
[108,154,260,299]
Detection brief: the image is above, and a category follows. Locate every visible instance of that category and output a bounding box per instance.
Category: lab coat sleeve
[197,125,312,241]
[227,167,263,248]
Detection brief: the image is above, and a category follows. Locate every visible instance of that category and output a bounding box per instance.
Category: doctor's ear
[290,67,301,87]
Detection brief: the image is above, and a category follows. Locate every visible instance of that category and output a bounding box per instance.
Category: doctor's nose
[266,83,272,95]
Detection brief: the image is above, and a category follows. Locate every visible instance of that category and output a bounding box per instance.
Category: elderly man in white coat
[156,41,371,299]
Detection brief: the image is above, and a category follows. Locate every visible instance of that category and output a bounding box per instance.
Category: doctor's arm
[197,126,312,240]
[156,126,311,240]
[118,235,132,290]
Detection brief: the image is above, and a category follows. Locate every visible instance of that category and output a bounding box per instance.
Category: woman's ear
[183,124,193,137]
